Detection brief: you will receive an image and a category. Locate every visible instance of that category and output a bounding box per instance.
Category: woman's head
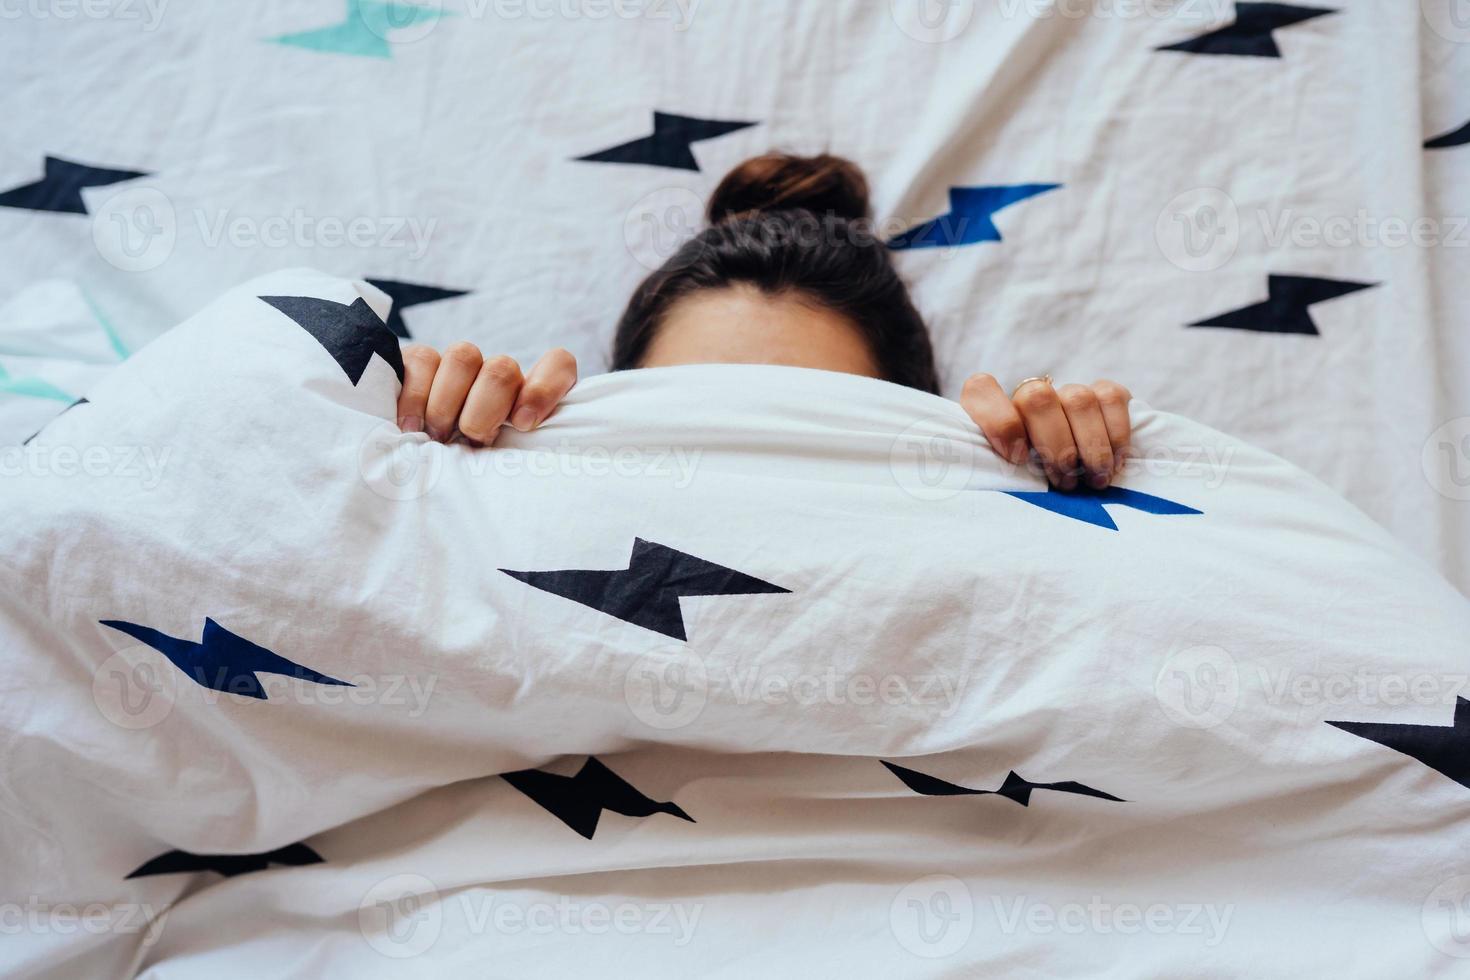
[612,153,939,394]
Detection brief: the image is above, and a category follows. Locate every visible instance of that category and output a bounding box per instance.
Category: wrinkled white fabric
[1,270,1468,977]
[2,2,1467,590]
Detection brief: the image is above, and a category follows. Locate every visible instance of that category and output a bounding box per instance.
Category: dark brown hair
[612,153,939,394]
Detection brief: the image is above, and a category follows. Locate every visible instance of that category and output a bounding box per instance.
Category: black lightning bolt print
[1157,2,1336,59]
[1327,697,1470,790]
[502,757,694,839]
[0,156,148,214]
[1187,274,1376,335]
[259,295,405,384]
[126,843,324,879]
[500,538,790,641]
[882,762,1126,807]
[100,618,353,701]
[364,279,470,339]
[22,397,88,446]
[575,111,758,171]
[1425,120,1470,150]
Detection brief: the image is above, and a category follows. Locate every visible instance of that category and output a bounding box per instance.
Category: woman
[394,153,1133,491]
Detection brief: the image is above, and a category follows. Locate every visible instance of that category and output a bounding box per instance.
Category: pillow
[4,269,1468,978]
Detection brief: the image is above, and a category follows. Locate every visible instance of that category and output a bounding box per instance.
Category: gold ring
[1012,375,1052,398]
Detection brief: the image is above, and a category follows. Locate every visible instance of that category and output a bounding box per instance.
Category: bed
[2,0,1467,590]
[2,4,1469,977]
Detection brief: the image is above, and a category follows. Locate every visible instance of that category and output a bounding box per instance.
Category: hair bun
[707,152,871,224]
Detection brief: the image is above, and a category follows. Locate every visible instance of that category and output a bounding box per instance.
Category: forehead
[661,285,857,337]
[646,285,880,376]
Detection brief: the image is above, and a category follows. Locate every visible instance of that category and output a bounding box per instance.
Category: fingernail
[1090,473,1110,490]
[510,407,538,432]
[398,415,424,434]
[426,425,447,443]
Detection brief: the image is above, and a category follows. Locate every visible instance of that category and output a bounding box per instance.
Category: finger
[1013,380,1078,490]
[1058,384,1114,489]
[1092,380,1133,466]
[457,356,524,446]
[425,342,483,442]
[397,345,440,434]
[959,373,1029,465]
[509,348,578,432]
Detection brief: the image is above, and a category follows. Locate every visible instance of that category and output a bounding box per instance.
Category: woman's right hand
[959,375,1133,491]
[396,344,578,445]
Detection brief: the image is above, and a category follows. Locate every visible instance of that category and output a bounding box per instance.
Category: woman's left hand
[958,375,1133,491]
[396,344,577,445]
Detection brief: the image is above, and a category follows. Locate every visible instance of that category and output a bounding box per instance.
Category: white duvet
[2,270,1469,978]
[4,1,1469,594]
